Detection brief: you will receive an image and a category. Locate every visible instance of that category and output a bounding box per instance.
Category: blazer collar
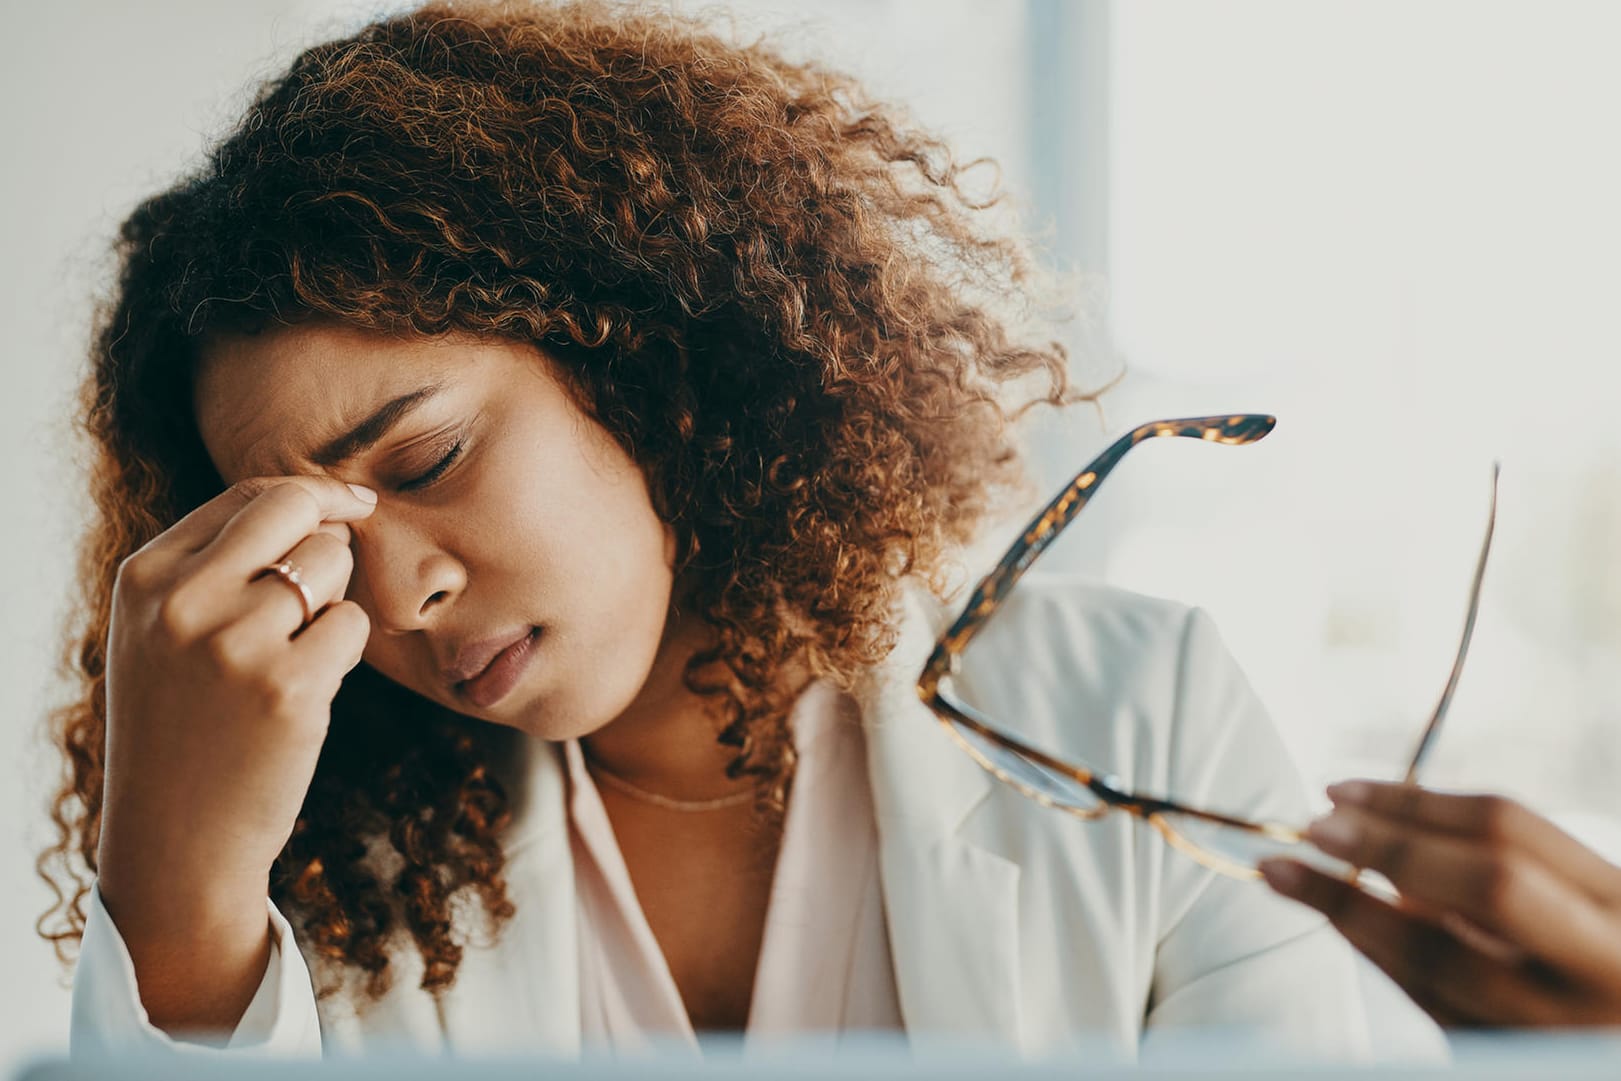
[857,580,1024,1047]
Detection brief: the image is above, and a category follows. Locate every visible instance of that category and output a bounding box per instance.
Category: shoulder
[934,575,1257,794]
[946,574,1210,721]
[964,573,1197,662]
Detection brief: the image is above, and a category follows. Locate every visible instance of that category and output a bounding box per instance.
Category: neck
[580,606,752,802]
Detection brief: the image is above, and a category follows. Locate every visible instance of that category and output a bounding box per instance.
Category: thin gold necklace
[585,759,760,813]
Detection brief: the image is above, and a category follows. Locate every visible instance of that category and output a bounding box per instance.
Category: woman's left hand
[1260,781,1621,1027]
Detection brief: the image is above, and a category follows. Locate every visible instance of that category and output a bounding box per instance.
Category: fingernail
[1308,814,1359,854]
[1327,780,1371,806]
[1258,858,1305,894]
[347,483,378,504]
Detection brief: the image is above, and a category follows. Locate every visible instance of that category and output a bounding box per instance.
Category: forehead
[193,324,485,481]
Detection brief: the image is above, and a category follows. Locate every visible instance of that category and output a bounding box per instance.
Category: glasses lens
[942,707,1103,814]
[1154,810,1356,878]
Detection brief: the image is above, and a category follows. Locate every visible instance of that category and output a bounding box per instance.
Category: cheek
[357,635,436,701]
[601,469,676,590]
[555,490,674,612]
[502,424,673,593]
[546,457,676,651]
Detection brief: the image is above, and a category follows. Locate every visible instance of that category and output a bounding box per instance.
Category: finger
[313,521,354,546]
[1329,781,1621,904]
[288,600,371,687]
[1308,807,1621,982]
[158,476,375,557]
[236,532,356,636]
[196,478,374,579]
[1260,859,1571,1028]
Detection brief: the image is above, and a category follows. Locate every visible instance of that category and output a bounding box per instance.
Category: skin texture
[1262,781,1621,1028]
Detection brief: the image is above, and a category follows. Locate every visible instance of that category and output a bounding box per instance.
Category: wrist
[95,863,276,1037]
[98,852,271,951]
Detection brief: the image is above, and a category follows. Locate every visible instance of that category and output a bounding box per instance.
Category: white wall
[1102,0,1621,823]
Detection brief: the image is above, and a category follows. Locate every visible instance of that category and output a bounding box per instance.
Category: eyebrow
[309,385,445,467]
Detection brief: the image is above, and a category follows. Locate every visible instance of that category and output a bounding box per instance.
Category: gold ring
[259,560,315,626]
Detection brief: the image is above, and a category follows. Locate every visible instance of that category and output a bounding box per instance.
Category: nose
[349,518,467,634]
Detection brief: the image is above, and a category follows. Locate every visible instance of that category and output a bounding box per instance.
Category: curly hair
[38,0,1075,1000]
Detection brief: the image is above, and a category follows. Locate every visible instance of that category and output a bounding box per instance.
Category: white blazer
[72,577,1415,1060]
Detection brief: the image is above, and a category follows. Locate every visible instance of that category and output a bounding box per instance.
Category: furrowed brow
[309,386,443,467]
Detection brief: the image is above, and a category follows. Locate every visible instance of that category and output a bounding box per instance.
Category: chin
[490,679,638,743]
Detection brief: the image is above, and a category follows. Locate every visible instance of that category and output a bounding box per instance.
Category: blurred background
[4,0,1619,1068]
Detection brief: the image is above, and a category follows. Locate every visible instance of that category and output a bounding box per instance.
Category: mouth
[451,627,543,710]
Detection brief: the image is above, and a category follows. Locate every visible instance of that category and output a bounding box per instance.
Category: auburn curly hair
[38,0,1077,999]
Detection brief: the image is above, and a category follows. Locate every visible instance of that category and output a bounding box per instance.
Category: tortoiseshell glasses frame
[916,415,1497,881]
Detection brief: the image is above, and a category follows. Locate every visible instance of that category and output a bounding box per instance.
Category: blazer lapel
[860,583,1025,1047]
[440,736,581,1056]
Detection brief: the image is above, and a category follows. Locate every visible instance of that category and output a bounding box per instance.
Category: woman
[43,0,1379,1058]
[1264,783,1621,1028]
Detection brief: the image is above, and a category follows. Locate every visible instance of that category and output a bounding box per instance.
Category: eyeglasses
[916,415,1498,881]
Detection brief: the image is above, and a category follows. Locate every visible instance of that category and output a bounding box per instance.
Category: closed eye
[398,440,465,491]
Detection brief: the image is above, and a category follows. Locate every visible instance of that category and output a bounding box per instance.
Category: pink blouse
[565,680,903,1051]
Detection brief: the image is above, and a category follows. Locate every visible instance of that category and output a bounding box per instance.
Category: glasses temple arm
[925,415,1277,680]
[1403,462,1500,782]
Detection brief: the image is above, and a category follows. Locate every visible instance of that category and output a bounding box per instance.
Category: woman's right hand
[95,476,377,1035]
[1262,781,1621,1028]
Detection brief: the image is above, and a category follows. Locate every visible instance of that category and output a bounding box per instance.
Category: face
[194,323,678,741]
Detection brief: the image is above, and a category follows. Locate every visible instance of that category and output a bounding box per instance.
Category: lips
[445,627,543,709]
